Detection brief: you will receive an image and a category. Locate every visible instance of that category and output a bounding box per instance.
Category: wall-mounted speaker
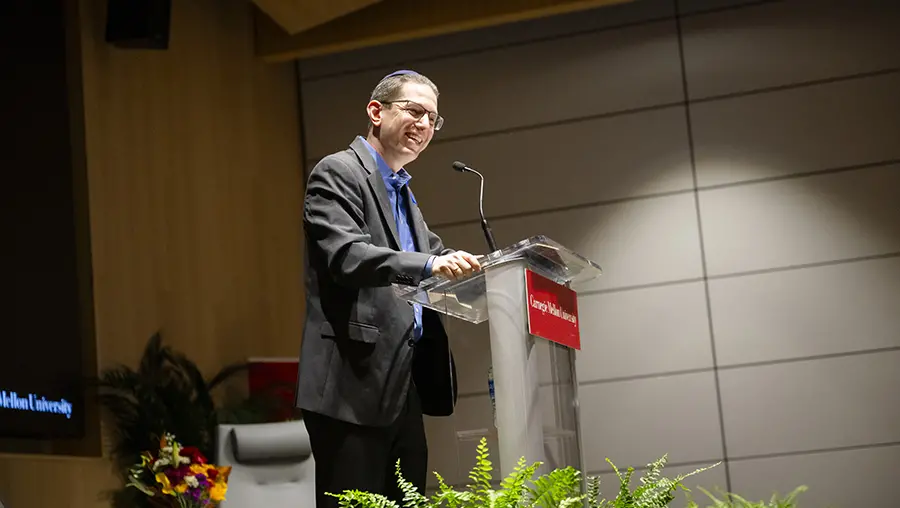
[105,0,171,50]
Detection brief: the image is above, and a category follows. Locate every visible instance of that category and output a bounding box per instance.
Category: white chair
[215,420,316,507]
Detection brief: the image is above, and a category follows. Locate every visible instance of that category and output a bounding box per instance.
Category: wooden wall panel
[0,0,304,505]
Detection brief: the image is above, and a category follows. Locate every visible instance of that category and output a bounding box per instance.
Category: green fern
[327,437,727,508]
[396,461,430,508]
[328,490,401,508]
[496,456,543,508]
[430,471,474,508]
[602,455,722,508]
[586,475,607,508]
[607,458,636,507]
[468,437,495,505]
[633,461,674,508]
[528,466,584,508]
[685,485,808,508]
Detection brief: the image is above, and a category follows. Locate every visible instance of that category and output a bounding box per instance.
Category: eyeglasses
[381,99,444,131]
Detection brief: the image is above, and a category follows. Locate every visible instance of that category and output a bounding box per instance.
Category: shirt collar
[359,136,412,190]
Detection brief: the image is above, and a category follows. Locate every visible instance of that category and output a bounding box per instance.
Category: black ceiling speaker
[105,0,171,50]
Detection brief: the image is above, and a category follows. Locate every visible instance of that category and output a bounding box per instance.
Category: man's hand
[432,251,482,280]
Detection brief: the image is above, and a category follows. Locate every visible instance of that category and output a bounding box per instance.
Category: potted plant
[329,437,720,508]
[329,438,808,508]
[94,332,290,508]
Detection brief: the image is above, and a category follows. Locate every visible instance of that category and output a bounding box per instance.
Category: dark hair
[370,70,439,103]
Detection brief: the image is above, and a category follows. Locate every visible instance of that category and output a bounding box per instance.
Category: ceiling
[251,0,635,61]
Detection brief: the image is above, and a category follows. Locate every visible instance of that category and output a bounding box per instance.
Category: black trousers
[302,384,428,508]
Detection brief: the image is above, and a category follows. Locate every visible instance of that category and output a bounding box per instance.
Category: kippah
[381,69,419,80]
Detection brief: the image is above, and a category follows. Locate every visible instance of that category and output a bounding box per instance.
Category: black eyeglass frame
[380,99,444,131]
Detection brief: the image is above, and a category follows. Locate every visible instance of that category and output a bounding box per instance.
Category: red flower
[167,464,191,481]
[180,446,208,465]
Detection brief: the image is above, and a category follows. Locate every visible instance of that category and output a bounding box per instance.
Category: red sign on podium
[524,269,581,350]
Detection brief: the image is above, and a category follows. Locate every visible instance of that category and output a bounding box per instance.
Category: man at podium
[296,70,482,508]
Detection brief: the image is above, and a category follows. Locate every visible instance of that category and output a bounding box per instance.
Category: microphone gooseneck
[452,161,498,253]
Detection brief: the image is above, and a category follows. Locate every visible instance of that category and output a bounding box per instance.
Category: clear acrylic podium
[394,235,603,478]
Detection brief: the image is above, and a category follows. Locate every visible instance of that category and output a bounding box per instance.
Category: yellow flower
[218,465,232,480]
[155,473,174,495]
[189,464,209,475]
[175,483,188,494]
[209,482,227,502]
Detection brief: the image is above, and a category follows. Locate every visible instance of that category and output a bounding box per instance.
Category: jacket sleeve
[426,227,453,257]
[303,157,432,287]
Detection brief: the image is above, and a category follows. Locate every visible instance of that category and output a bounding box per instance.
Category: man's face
[368,82,439,165]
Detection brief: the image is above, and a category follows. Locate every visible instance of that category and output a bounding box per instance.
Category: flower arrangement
[126,432,232,508]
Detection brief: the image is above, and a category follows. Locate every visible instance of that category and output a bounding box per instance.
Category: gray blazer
[295,137,459,426]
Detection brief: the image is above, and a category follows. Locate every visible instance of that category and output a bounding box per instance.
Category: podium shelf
[394,235,602,324]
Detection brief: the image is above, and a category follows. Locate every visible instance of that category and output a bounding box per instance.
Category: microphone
[452,161,498,253]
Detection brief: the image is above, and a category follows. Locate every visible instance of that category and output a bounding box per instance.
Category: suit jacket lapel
[349,138,402,249]
[406,186,431,255]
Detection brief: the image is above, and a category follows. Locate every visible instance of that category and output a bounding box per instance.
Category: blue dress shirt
[360,137,434,341]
